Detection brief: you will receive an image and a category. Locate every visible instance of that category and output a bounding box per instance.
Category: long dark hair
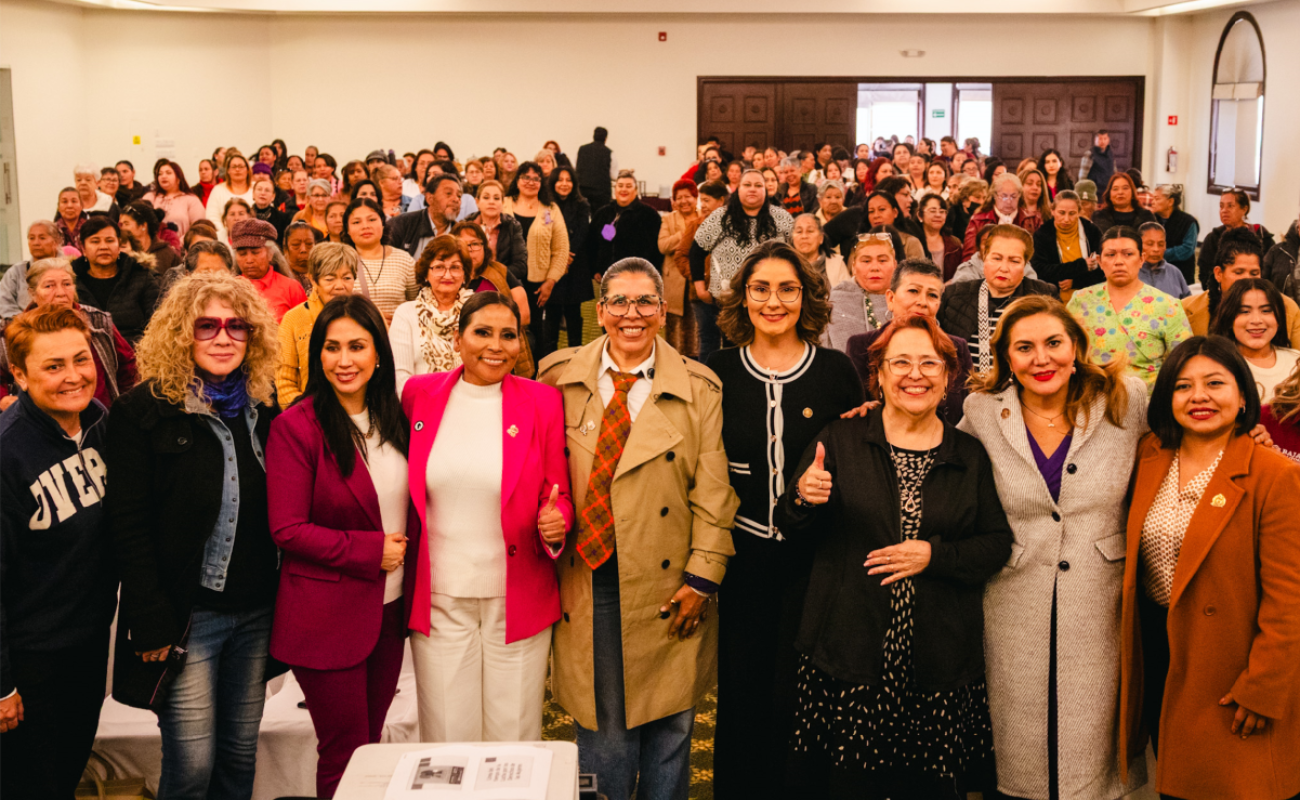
[549,165,586,205]
[721,169,780,247]
[300,295,409,476]
[1038,148,1074,190]
[1211,277,1291,350]
[505,161,554,205]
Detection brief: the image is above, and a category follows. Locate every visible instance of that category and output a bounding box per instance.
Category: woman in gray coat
[958,295,1148,800]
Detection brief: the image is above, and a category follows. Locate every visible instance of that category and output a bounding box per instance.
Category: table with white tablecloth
[91,642,420,800]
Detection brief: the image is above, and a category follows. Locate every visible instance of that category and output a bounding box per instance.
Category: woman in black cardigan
[588,170,663,279]
[545,165,593,350]
[106,271,281,799]
[776,314,1012,800]
[1030,190,1104,296]
[706,241,863,800]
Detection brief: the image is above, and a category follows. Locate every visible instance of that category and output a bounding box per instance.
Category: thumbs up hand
[538,484,567,547]
[797,442,832,505]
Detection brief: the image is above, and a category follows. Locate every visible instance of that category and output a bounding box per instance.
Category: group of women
[5,135,1300,800]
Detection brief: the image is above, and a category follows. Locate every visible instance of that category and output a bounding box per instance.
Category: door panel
[700,82,777,160]
[992,80,1143,176]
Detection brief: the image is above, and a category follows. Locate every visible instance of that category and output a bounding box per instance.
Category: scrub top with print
[1067,283,1192,392]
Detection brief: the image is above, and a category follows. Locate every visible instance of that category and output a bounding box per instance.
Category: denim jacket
[192,401,266,592]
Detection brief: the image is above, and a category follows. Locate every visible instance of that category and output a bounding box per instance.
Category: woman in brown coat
[1119,335,1300,800]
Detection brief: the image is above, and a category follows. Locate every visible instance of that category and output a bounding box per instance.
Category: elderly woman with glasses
[107,271,282,799]
[293,179,335,237]
[961,172,1043,259]
[276,243,359,406]
[778,313,1010,799]
[389,235,473,395]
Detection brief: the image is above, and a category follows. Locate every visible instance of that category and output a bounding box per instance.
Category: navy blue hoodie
[0,390,117,695]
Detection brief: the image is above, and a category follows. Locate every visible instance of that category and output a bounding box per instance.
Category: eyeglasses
[996,192,1020,202]
[462,241,484,251]
[518,174,541,184]
[883,357,945,377]
[194,317,251,342]
[430,263,465,276]
[601,294,663,317]
[746,284,803,304]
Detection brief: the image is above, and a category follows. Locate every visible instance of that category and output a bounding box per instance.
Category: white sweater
[351,411,408,603]
[425,378,505,598]
[205,183,254,240]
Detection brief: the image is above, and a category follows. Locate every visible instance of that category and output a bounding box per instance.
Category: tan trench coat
[658,210,695,316]
[537,336,739,730]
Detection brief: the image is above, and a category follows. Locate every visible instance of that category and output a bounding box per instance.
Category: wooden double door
[698,80,857,159]
[991,80,1144,176]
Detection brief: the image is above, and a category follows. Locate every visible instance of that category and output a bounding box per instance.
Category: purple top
[1027,429,1072,503]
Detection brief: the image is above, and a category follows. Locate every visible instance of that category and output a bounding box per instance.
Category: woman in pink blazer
[267,296,420,799]
[401,291,574,743]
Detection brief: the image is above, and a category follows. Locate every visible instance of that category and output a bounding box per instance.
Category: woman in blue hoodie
[0,306,117,800]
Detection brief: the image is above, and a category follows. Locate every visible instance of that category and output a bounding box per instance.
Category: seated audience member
[56,187,87,256]
[221,198,254,246]
[1268,210,1299,301]
[1184,227,1300,345]
[276,243,358,406]
[1090,172,1156,235]
[778,314,1010,799]
[115,160,150,205]
[917,194,963,281]
[281,220,322,290]
[1198,189,1275,289]
[822,227,903,352]
[206,154,254,241]
[536,257,739,800]
[142,161,206,238]
[293,179,334,236]
[791,212,850,289]
[108,271,281,800]
[1031,189,1103,300]
[938,225,1059,372]
[846,258,973,423]
[119,202,181,273]
[1150,184,1199,284]
[1039,148,1074,201]
[406,161,479,221]
[946,178,987,242]
[390,235,472,394]
[70,216,160,343]
[195,159,220,207]
[403,291,573,744]
[1074,180,1099,221]
[267,295,417,798]
[777,156,818,217]
[815,179,846,225]
[705,240,863,800]
[231,218,306,323]
[372,163,409,219]
[343,198,418,324]
[1017,167,1050,227]
[0,221,63,317]
[98,168,120,205]
[282,169,311,216]
[74,164,119,218]
[1119,336,1300,800]
[1262,360,1300,462]
[0,307,118,800]
[324,201,348,244]
[250,177,291,239]
[388,174,465,262]
[659,179,701,358]
[961,172,1041,259]
[1211,277,1299,404]
[1137,221,1191,300]
[160,238,235,297]
[1067,226,1191,392]
[0,258,136,410]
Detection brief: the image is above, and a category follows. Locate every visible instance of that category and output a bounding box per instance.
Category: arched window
[1208,11,1265,198]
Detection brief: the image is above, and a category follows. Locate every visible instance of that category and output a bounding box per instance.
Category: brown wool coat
[537,336,738,729]
[1119,432,1300,800]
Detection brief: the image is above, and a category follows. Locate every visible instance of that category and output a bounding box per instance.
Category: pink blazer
[266,398,421,671]
[402,368,574,644]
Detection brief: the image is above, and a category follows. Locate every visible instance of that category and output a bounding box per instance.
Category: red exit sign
[1167,115,1179,125]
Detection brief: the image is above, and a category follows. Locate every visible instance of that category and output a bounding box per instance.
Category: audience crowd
[3,126,1300,800]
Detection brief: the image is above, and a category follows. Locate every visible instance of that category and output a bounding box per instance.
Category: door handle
[3,163,9,204]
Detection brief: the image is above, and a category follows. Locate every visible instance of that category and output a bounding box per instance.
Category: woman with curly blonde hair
[106,270,282,799]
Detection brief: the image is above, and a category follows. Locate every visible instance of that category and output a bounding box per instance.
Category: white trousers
[410,593,552,743]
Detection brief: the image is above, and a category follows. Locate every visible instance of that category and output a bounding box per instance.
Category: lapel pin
[507,424,519,438]
[803,408,813,418]
[414,421,424,431]
[1001,408,1011,419]
[1211,493,1226,508]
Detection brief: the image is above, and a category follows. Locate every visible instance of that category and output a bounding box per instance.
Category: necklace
[361,247,388,288]
[1021,400,1066,429]
[862,290,883,330]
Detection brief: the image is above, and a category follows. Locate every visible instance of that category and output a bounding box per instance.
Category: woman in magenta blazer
[401,291,573,743]
[266,296,419,799]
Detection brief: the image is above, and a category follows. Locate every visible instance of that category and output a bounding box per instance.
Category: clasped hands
[796,442,932,586]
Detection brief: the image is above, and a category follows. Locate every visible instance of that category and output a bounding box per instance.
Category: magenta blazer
[266,397,421,671]
[401,367,574,644]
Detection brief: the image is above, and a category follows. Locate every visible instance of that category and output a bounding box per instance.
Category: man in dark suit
[576,127,614,212]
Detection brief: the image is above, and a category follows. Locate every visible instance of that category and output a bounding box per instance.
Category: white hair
[73,163,98,177]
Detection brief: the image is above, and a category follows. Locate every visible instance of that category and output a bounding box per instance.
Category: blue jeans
[693,301,722,365]
[575,558,694,800]
[156,606,273,800]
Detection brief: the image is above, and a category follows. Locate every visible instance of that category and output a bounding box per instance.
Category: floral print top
[1067,282,1192,392]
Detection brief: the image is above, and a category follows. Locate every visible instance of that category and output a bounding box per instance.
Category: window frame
[1207,10,1266,200]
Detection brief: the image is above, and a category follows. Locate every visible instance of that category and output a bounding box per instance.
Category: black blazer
[588,198,664,275]
[106,382,278,654]
[775,408,1012,690]
[935,276,1060,348]
[71,253,160,343]
[1031,218,1104,291]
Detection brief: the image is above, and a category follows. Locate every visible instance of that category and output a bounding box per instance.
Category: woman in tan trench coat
[1119,336,1300,800]
[658,179,700,357]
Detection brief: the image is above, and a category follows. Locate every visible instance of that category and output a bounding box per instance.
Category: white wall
[1,1,1167,254]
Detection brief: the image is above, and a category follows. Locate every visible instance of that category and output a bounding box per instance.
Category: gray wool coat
[959,378,1149,800]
